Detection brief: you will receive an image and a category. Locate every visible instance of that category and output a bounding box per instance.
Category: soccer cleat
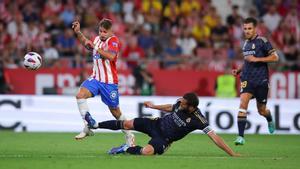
[268,121,275,134]
[108,144,129,155]
[84,112,97,129]
[75,126,94,140]
[125,133,136,147]
[234,136,245,145]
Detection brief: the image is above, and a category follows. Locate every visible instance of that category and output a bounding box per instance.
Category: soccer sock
[118,114,133,135]
[126,146,143,155]
[237,116,247,137]
[265,109,273,122]
[77,99,89,124]
[98,120,124,130]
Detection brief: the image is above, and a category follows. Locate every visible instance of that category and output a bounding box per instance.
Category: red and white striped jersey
[91,35,120,84]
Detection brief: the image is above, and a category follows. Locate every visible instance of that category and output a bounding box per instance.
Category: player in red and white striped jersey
[72,19,135,147]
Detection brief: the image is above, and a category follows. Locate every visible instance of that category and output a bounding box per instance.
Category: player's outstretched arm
[144,101,173,112]
[207,131,240,157]
[71,21,94,51]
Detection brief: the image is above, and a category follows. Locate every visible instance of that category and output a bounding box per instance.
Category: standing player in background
[71,19,135,146]
[232,17,278,145]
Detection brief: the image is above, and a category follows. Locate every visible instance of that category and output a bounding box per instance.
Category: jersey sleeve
[261,38,276,56]
[193,110,210,131]
[107,36,120,57]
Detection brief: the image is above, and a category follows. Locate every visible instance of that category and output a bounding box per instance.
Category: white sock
[118,114,133,135]
[77,99,89,124]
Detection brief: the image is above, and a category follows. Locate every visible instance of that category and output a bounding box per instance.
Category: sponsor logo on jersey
[93,53,101,59]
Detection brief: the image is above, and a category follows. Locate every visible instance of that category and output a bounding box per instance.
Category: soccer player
[232,17,279,145]
[85,92,240,156]
[71,19,135,146]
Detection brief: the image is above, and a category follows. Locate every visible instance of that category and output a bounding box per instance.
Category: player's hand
[72,21,81,33]
[232,152,241,157]
[231,69,240,76]
[144,101,154,108]
[245,55,259,62]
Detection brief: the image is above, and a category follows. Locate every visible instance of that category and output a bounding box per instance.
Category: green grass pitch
[0,132,299,169]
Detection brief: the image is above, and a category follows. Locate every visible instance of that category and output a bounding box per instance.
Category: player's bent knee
[123,120,134,130]
[141,145,155,155]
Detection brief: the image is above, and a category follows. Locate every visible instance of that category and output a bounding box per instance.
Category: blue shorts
[81,78,119,108]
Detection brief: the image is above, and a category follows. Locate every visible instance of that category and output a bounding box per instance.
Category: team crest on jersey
[93,53,101,59]
[186,117,191,123]
[112,42,118,47]
[110,91,118,100]
[252,43,255,49]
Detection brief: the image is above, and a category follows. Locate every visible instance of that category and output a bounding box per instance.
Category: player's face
[179,98,194,112]
[99,27,112,41]
[178,98,187,110]
[243,23,256,39]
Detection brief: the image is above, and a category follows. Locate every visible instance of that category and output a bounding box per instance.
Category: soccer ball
[23,52,42,70]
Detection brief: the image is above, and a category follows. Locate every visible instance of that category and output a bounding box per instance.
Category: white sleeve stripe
[203,126,212,134]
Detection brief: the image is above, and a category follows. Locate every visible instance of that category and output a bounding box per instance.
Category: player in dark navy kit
[232,17,279,145]
[85,92,240,156]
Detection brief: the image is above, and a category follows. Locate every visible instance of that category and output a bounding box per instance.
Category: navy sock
[237,116,247,137]
[98,120,123,130]
[265,110,273,122]
[126,146,143,155]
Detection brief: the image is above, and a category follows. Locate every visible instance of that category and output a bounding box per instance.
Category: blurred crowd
[0,0,299,72]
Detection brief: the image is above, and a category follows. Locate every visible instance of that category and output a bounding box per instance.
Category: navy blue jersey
[158,101,210,142]
[241,35,275,84]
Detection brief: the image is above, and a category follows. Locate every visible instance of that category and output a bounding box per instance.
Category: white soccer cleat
[75,126,94,140]
[125,133,136,147]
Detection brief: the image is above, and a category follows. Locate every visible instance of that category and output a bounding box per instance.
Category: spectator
[162,36,182,69]
[43,38,59,67]
[59,3,75,27]
[0,60,13,94]
[122,35,145,69]
[282,31,298,62]
[226,5,242,26]
[211,16,229,48]
[138,24,155,56]
[133,63,154,96]
[176,27,197,56]
[56,28,76,57]
[192,17,211,47]
[179,0,201,17]
[262,4,282,32]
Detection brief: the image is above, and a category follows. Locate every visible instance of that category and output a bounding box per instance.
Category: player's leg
[126,144,155,155]
[255,83,275,133]
[257,103,275,133]
[107,118,169,155]
[109,107,135,146]
[98,83,135,146]
[108,140,169,155]
[75,79,99,140]
[235,92,252,145]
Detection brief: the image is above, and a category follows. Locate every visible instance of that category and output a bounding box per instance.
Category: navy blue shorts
[81,78,119,108]
[133,118,171,155]
[240,80,269,104]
